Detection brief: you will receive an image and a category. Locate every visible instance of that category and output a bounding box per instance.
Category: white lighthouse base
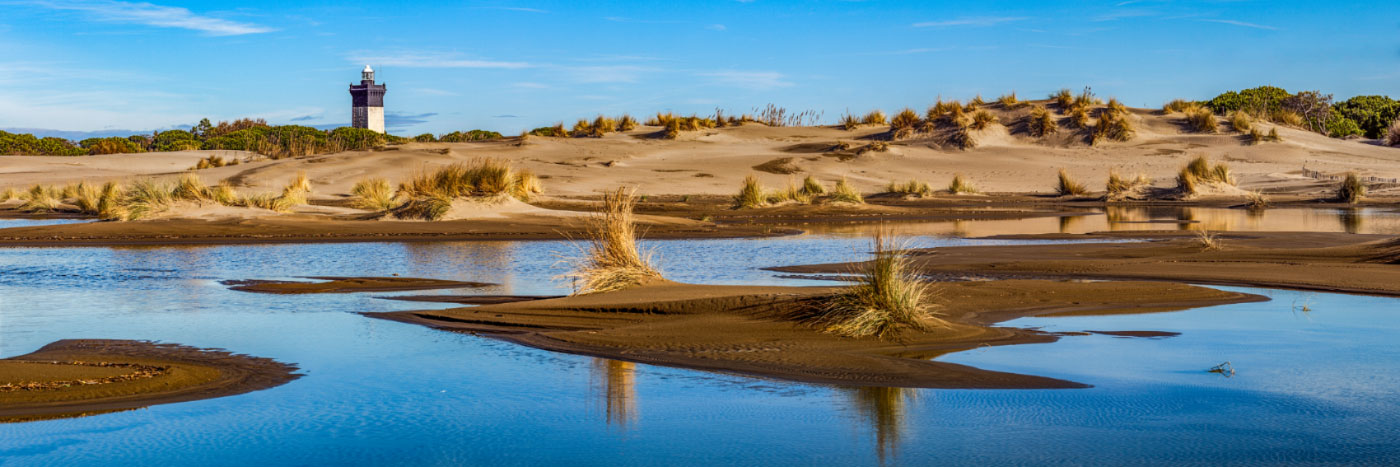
[352,106,385,133]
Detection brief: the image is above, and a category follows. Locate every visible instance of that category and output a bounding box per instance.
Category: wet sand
[776,231,1400,296]
[367,280,1263,389]
[222,276,492,294]
[0,340,299,423]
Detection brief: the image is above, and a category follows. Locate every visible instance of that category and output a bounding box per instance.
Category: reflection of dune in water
[402,241,515,292]
[1339,209,1364,234]
[592,358,637,430]
[848,386,920,465]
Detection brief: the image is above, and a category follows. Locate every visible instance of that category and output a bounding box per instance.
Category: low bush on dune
[351,178,401,211]
[413,133,437,142]
[439,130,503,143]
[1176,155,1234,194]
[1056,169,1088,196]
[890,109,922,139]
[528,124,569,137]
[947,174,978,194]
[819,228,940,339]
[1026,105,1058,137]
[970,110,998,131]
[1185,107,1219,133]
[562,187,663,295]
[1337,172,1366,204]
[1388,120,1400,146]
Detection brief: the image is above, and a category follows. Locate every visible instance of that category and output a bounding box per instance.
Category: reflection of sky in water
[0,218,90,229]
[0,235,1398,464]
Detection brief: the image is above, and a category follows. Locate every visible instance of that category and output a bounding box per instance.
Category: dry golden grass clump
[926,100,957,122]
[1185,107,1219,133]
[1106,98,1127,115]
[563,187,663,295]
[767,178,815,205]
[1176,155,1235,194]
[1091,110,1135,145]
[885,179,932,197]
[1,186,18,202]
[351,178,401,211]
[1106,170,1150,196]
[394,159,541,220]
[1067,106,1091,129]
[1051,89,1074,111]
[890,108,922,139]
[192,155,229,170]
[1056,169,1088,196]
[997,92,1024,109]
[617,114,638,132]
[970,110,998,130]
[831,176,864,204]
[802,175,826,195]
[592,116,617,136]
[1246,190,1270,209]
[1194,230,1223,251]
[1073,88,1101,109]
[1387,120,1400,146]
[1228,111,1253,133]
[1162,99,1193,113]
[19,185,61,213]
[861,110,887,126]
[1272,109,1304,127]
[1026,105,1058,137]
[1337,172,1366,204]
[735,174,767,208]
[820,228,940,339]
[947,174,977,194]
[967,94,985,110]
[840,113,861,130]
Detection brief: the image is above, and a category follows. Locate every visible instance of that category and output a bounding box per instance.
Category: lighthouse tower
[349,65,386,133]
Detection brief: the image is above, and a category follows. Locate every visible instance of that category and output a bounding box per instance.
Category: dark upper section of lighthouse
[349,65,386,107]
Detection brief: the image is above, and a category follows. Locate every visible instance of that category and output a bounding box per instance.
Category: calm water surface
[1,218,1398,465]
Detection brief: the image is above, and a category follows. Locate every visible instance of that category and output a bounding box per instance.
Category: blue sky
[1,0,1397,137]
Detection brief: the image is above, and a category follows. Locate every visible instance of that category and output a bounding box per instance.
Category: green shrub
[80,137,145,155]
[439,130,503,142]
[1333,95,1400,138]
[413,133,437,142]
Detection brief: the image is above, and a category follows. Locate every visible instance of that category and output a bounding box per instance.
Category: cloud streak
[1200,19,1278,30]
[913,16,1026,28]
[348,52,531,69]
[18,0,274,36]
[701,71,791,90]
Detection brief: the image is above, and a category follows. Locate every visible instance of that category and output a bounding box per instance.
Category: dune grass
[351,178,401,211]
[820,227,939,339]
[967,95,985,110]
[1246,190,1270,209]
[970,110,998,130]
[1176,155,1234,194]
[1162,99,1194,113]
[392,159,540,220]
[1272,110,1304,127]
[1,187,17,202]
[840,113,861,130]
[1056,169,1088,196]
[1051,89,1074,111]
[209,182,238,206]
[1026,105,1058,137]
[19,185,61,213]
[1106,98,1127,115]
[1106,170,1150,195]
[1185,107,1219,133]
[861,110,887,126]
[831,177,864,204]
[1228,111,1253,133]
[886,179,933,197]
[802,175,826,195]
[563,186,663,295]
[617,115,638,132]
[1337,172,1366,204]
[173,173,209,201]
[735,174,767,208]
[1090,110,1135,144]
[997,92,1024,109]
[947,174,977,194]
[890,108,921,139]
[1194,230,1223,251]
[1067,106,1090,129]
[926,100,957,122]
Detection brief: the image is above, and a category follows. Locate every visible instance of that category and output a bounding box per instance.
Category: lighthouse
[349,65,386,133]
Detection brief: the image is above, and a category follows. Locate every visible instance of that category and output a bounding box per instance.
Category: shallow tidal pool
[1,231,1398,465]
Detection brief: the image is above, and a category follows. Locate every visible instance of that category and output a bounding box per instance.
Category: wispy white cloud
[700,70,791,90]
[512,82,551,89]
[16,0,274,36]
[562,65,654,83]
[913,16,1026,28]
[347,51,531,69]
[1199,19,1278,30]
